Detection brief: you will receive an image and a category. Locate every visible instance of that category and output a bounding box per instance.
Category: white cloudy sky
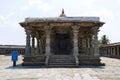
[0,0,120,45]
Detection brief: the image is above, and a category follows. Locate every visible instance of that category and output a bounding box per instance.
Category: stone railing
[45,56,49,66]
[74,55,79,66]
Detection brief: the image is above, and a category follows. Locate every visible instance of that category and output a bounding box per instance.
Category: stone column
[87,38,90,48]
[117,46,119,55]
[39,39,42,54]
[109,47,111,56]
[40,36,44,54]
[109,47,110,56]
[83,39,86,49]
[107,47,110,56]
[81,38,84,48]
[110,47,112,56]
[106,47,108,56]
[31,36,35,55]
[89,34,93,55]
[93,27,99,56]
[88,37,91,55]
[45,25,52,55]
[113,46,115,56]
[115,47,117,55]
[104,48,106,56]
[86,37,90,55]
[72,26,80,56]
[108,47,110,55]
[25,29,31,56]
[72,26,80,66]
[36,37,40,55]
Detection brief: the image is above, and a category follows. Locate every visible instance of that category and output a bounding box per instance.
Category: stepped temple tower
[19,10,105,67]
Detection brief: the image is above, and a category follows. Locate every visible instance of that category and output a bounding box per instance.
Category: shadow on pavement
[5,64,105,69]
[80,66,105,69]
[5,64,47,69]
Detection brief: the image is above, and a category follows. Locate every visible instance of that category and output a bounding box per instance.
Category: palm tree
[99,35,110,44]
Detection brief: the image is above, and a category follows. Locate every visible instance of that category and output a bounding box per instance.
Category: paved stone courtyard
[0,55,120,80]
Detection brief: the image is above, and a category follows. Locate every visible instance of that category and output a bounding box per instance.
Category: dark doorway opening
[55,33,72,55]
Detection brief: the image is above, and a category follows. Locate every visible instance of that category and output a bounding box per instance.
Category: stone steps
[48,55,77,67]
[48,64,78,68]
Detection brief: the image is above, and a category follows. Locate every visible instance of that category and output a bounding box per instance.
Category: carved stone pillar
[107,47,109,56]
[113,47,116,55]
[87,37,90,55]
[31,36,35,55]
[82,38,86,49]
[93,27,99,56]
[87,37,90,48]
[39,39,42,54]
[89,34,93,55]
[25,29,31,56]
[45,25,52,55]
[89,34,93,48]
[109,47,111,56]
[72,26,80,66]
[106,48,108,56]
[110,47,112,56]
[40,36,44,54]
[36,37,40,55]
[117,46,119,55]
[72,26,80,56]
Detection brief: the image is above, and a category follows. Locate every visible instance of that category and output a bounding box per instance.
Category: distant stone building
[19,10,105,67]
[99,42,120,58]
[0,45,25,55]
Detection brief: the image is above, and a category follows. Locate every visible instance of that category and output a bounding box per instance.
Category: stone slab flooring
[0,55,120,80]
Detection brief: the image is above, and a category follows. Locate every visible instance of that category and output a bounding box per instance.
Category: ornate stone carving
[45,25,53,55]
[72,26,80,56]
[25,29,31,56]
[31,36,35,55]
[92,26,99,56]
[92,26,100,35]
[72,26,80,32]
[44,25,53,30]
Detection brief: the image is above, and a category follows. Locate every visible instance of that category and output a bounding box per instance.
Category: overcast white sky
[0,0,120,45]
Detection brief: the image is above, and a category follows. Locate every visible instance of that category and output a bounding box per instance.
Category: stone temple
[19,10,105,67]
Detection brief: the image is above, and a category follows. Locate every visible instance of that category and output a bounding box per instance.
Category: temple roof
[25,17,100,22]
[20,10,105,27]
[0,45,25,49]
[100,42,120,47]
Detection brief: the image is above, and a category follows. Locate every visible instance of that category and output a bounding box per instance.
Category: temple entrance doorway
[55,33,72,55]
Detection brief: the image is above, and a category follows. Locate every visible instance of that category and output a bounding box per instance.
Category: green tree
[99,35,110,44]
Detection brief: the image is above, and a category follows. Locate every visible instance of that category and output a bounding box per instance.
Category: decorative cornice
[71,26,80,30]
